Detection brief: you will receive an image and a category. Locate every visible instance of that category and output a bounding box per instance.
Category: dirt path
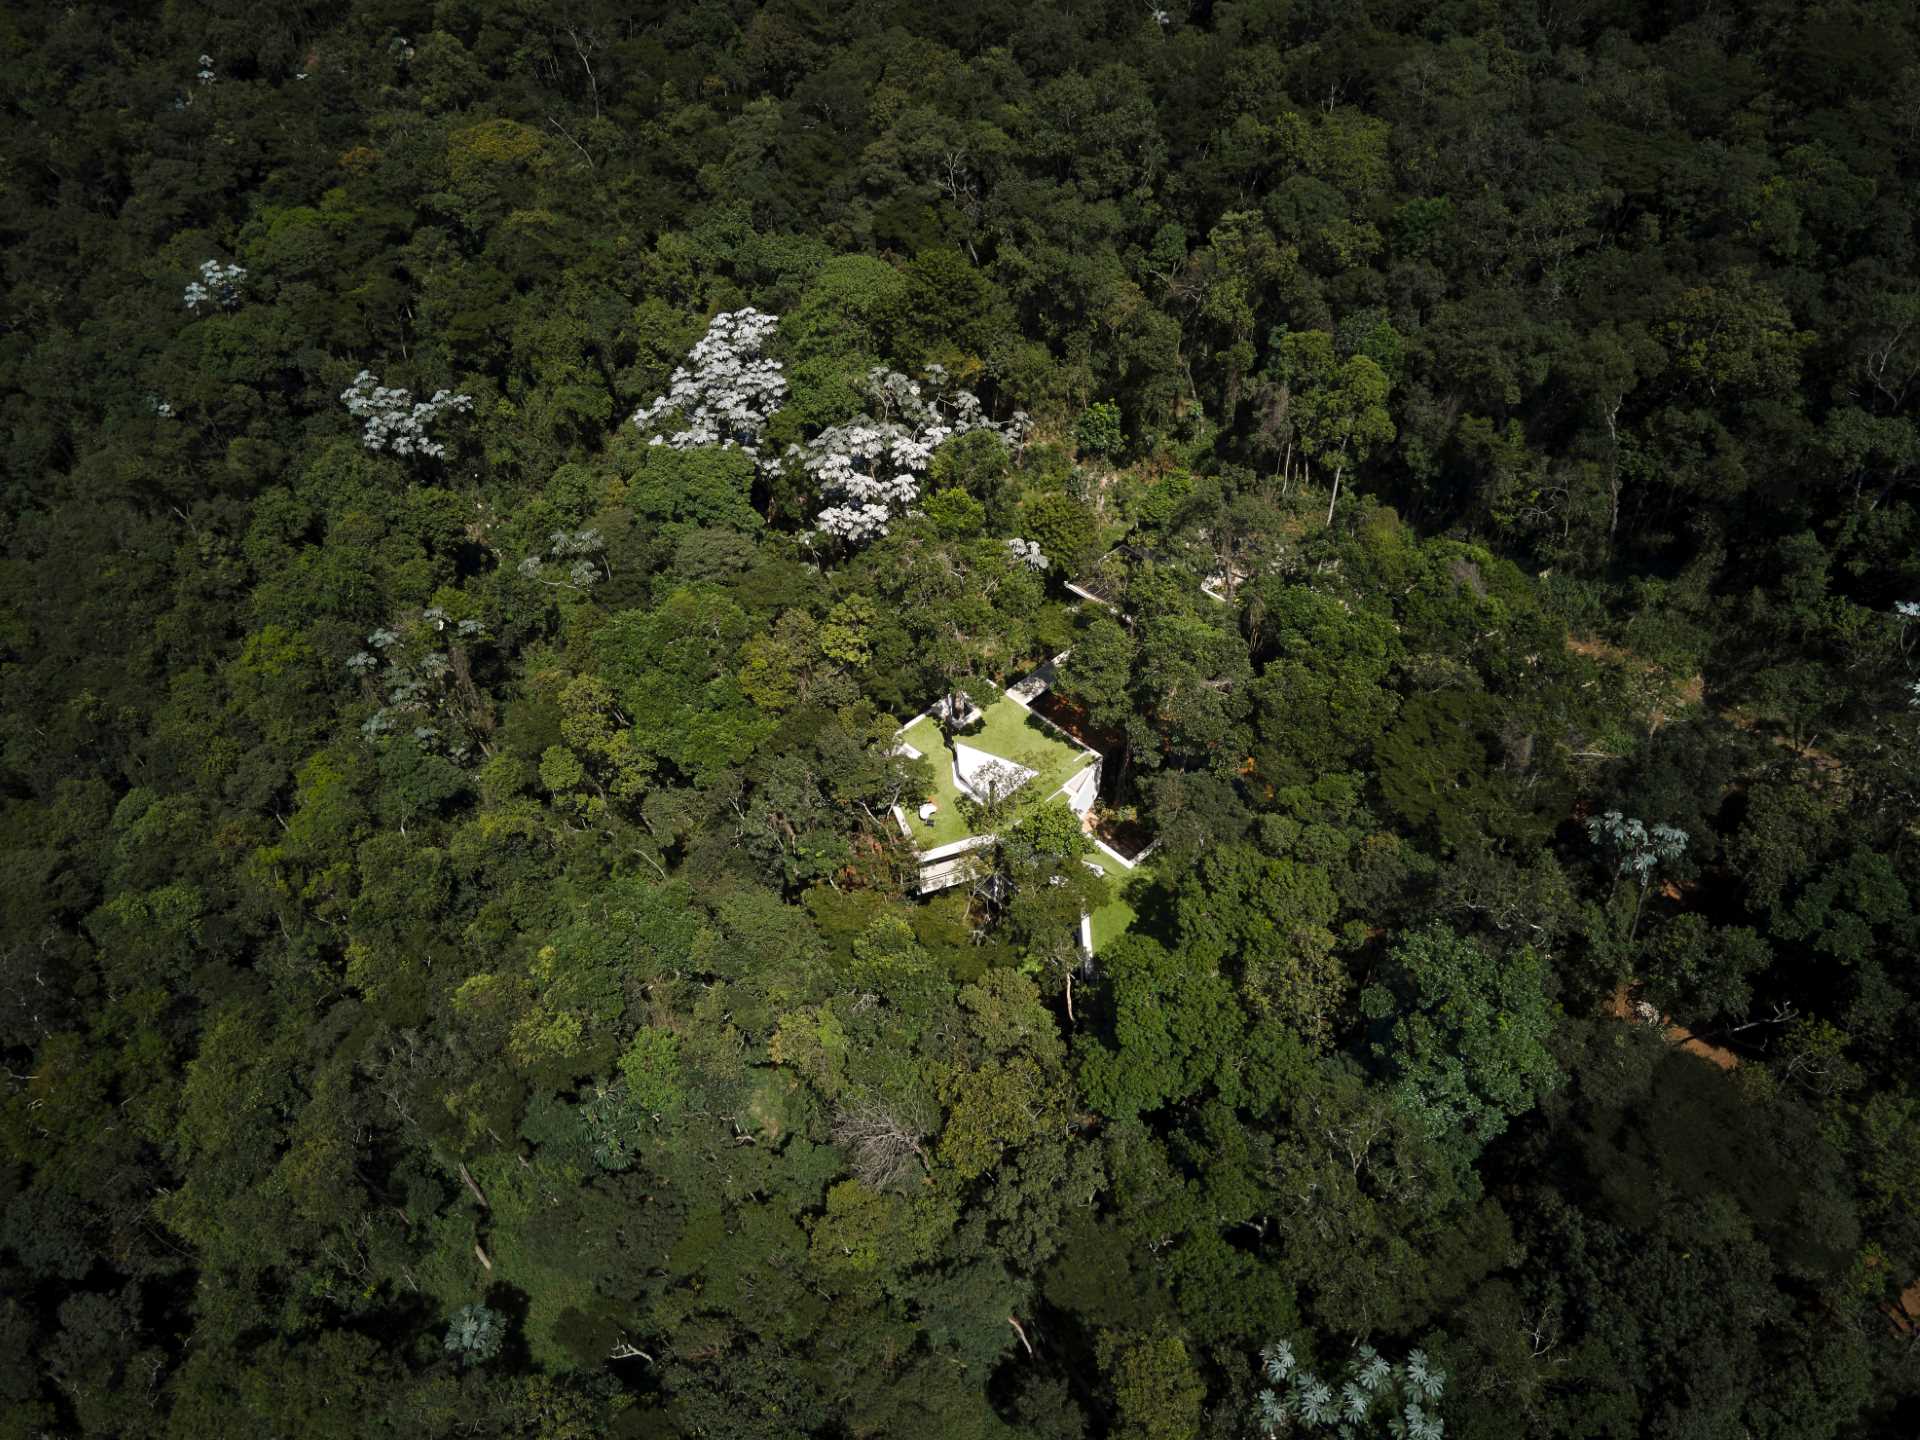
[1565,635,1705,734]
[1606,985,1741,1070]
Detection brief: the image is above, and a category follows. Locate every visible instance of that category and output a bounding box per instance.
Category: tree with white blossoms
[182,259,246,311]
[1254,1338,1446,1440]
[631,307,787,455]
[1586,809,1688,939]
[797,364,1027,545]
[1897,600,1920,709]
[340,371,473,458]
[518,528,610,593]
[347,607,491,760]
[1006,537,1049,572]
[632,306,1024,546]
[442,1304,504,1368]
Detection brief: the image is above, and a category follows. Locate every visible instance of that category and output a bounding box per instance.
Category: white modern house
[891,659,1101,895]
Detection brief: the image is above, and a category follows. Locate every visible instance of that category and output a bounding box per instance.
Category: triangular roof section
[952,741,1037,801]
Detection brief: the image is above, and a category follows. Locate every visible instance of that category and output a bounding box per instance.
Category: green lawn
[897,714,974,849]
[968,697,1094,802]
[1087,856,1153,952]
[897,697,1096,853]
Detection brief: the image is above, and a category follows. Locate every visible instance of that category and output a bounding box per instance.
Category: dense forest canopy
[1,0,1918,1435]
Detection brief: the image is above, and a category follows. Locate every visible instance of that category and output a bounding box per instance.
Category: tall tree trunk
[1605,399,1623,542]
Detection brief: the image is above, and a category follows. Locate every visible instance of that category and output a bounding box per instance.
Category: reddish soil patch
[1606,985,1741,1071]
[1568,635,1628,664]
[1565,635,1704,732]
[1667,1025,1740,1071]
[1031,689,1123,758]
[1875,1263,1920,1335]
[1094,813,1154,862]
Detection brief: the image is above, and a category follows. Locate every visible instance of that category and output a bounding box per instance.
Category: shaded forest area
[2,1,1918,1436]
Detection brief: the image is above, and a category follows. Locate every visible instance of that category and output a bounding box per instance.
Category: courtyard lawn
[896,714,974,849]
[967,695,1095,804]
[1087,855,1154,952]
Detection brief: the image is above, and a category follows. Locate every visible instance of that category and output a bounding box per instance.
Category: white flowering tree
[348,607,490,760]
[1897,600,1920,708]
[631,307,787,456]
[1006,537,1049,571]
[341,371,473,458]
[1254,1339,1445,1440]
[631,306,1026,549]
[795,365,1027,546]
[1586,809,1688,938]
[182,259,246,311]
[443,1303,504,1368]
[518,528,610,592]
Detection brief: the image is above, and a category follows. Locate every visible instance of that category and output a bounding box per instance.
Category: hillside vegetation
[1,3,1918,1437]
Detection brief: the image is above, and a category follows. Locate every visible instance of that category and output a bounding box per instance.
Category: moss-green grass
[1087,855,1154,952]
[897,715,974,848]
